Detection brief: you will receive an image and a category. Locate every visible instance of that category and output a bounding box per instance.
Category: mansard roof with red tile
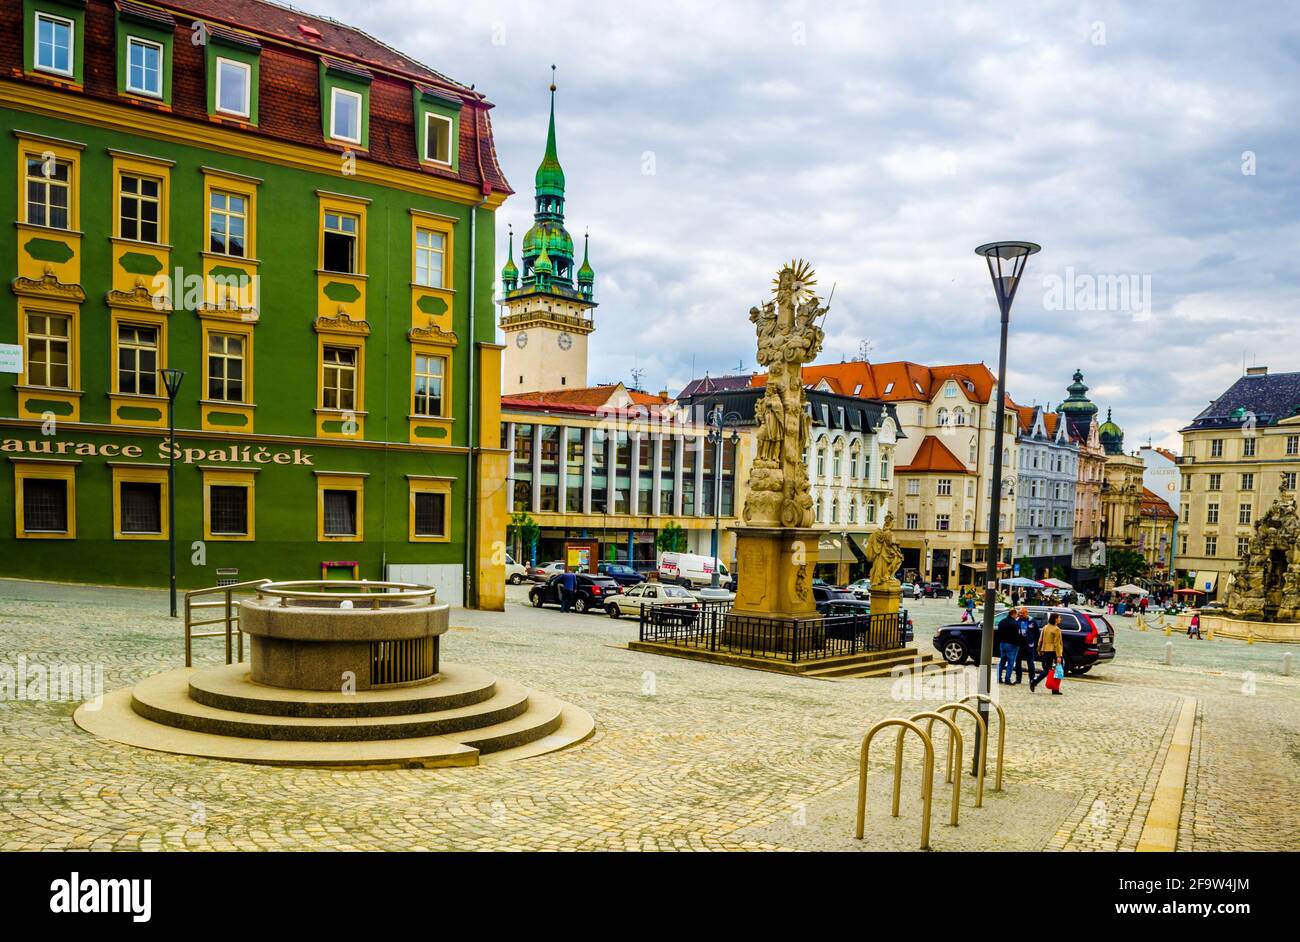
[1,0,511,194]
[896,436,972,474]
[750,360,1001,404]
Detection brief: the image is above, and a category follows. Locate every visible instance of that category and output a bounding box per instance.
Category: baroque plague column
[731,262,827,629]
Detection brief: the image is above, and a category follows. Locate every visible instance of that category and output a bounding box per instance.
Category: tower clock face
[515,332,528,348]
[558,332,573,351]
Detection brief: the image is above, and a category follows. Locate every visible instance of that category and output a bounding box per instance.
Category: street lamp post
[159,367,185,618]
[703,404,742,598]
[972,241,1040,775]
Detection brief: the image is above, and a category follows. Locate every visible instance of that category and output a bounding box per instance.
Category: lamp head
[159,367,185,400]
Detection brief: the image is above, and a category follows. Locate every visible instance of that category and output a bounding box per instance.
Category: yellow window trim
[316,191,368,276]
[409,209,454,290]
[107,307,168,429]
[202,167,259,262]
[316,333,366,440]
[315,472,365,542]
[202,467,256,541]
[15,298,81,408]
[16,134,82,231]
[111,150,171,244]
[408,476,452,543]
[408,342,452,420]
[111,463,168,541]
[199,318,254,409]
[12,458,78,539]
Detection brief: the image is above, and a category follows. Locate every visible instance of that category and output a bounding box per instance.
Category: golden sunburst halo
[773,259,818,300]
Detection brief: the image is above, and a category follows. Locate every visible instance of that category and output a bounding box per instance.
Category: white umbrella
[999,577,1043,588]
[1113,583,1148,596]
[1040,577,1073,590]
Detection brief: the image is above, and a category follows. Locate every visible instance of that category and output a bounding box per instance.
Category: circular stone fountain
[75,581,594,769]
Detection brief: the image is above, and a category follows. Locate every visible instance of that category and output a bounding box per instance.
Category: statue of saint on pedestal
[864,513,904,591]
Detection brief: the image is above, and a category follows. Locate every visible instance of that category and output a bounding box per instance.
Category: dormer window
[330,87,362,143]
[126,37,163,97]
[424,113,452,164]
[35,12,74,76]
[216,58,251,117]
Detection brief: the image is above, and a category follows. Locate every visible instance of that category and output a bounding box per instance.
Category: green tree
[1107,548,1148,583]
[508,512,539,564]
[1017,554,1035,579]
[657,521,686,554]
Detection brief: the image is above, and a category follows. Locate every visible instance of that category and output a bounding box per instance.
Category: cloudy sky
[305,0,1300,449]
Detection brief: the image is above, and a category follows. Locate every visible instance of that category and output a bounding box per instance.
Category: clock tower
[499,69,597,394]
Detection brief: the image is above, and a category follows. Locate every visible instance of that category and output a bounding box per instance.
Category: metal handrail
[184,579,271,667]
[253,580,437,609]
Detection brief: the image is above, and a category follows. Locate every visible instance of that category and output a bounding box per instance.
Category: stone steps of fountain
[131,667,535,742]
[187,662,499,718]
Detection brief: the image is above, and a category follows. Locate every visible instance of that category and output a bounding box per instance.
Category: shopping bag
[1045,665,1061,691]
[1053,662,1065,680]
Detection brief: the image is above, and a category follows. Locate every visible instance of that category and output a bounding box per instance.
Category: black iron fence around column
[638,602,909,663]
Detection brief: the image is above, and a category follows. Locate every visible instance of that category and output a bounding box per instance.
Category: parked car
[846,578,871,599]
[529,573,623,613]
[921,581,954,599]
[605,582,700,619]
[931,605,1116,675]
[505,554,528,585]
[597,562,646,587]
[813,585,871,615]
[528,561,565,583]
[899,582,923,600]
[658,551,730,588]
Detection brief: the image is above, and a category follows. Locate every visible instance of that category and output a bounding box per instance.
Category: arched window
[815,497,823,522]
[831,498,839,523]
[848,500,857,523]
[866,500,877,523]
[937,407,950,426]
[954,408,968,426]
[816,448,826,478]
[832,445,842,479]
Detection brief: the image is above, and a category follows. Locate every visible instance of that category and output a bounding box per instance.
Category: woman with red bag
[1031,612,1065,695]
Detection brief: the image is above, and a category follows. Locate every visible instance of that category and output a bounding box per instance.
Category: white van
[658,551,730,588]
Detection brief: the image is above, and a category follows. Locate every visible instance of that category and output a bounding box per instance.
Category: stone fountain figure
[1223,474,1300,623]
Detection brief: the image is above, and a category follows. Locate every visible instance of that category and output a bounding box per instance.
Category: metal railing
[638,604,909,663]
[184,579,271,667]
[253,580,438,609]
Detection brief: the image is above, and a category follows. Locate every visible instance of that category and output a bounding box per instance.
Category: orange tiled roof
[1140,488,1177,518]
[750,360,999,404]
[896,436,972,473]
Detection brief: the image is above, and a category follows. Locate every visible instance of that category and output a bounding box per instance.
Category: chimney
[1246,366,1268,376]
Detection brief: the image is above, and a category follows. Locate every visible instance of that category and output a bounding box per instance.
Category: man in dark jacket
[559,569,578,613]
[997,608,1022,684]
[1015,610,1041,685]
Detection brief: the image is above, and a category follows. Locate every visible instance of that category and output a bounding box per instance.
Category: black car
[922,581,954,599]
[813,585,869,614]
[596,562,646,587]
[529,573,622,614]
[931,605,1116,675]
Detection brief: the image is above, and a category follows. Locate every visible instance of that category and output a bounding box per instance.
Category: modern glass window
[321,345,357,411]
[414,228,445,287]
[208,190,247,256]
[330,87,362,143]
[322,489,357,537]
[613,432,631,514]
[413,491,447,538]
[424,113,452,164]
[25,156,71,229]
[680,436,697,516]
[701,437,716,516]
[637,433,653,514]
[207,333,244,402]
[119,174,161,242]
[538,425,560,512]
[117,324,158,395]
[126,37,162,97]
[658,436,676,515]
[215,58,251,117]
[590,429,608,514]
[23,478,68,532]
[120,481,162,534]
[25,312,70,389]
[323,212,358,273]
[512,423,533,512]
[565,428,584,512]
[35,13,73,76]
[413,353,445,416]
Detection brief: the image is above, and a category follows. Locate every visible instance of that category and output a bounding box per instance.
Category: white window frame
[34,12,75,77]
[330,86,363,144]
[215,57,251,119]
[125,36,163,98]
[424,112,453,165]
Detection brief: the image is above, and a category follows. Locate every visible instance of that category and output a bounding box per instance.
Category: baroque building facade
[1012,404,1079,578]
[0,0,510,605]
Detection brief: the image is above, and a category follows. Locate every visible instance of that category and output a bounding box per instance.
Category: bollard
[1247,632,1255,645]
[1163,624,1172,637]
[1164,641,1173,665]
[1283,652,1293,677]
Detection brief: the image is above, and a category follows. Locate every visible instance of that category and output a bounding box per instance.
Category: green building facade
[0,0,513,605]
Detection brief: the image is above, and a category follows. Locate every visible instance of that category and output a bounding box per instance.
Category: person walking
[960,594,976,624]
[558,568,578,613]
[1188,611,1202,639]
[997,607,1022,685]
[1015,608,1040,686]
[1031,612,1065,694]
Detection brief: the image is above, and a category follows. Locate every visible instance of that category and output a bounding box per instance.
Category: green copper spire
[577,231,594,282]
[533,243,553,276]
[1059,368,1097,417]
[501,224,519,289]
[535,65,565,199]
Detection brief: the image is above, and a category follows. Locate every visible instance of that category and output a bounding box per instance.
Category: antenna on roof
[630,368,645,391]
[735,360,745,373]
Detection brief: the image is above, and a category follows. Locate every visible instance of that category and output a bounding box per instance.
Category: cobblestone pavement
[0,579,1296,851]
